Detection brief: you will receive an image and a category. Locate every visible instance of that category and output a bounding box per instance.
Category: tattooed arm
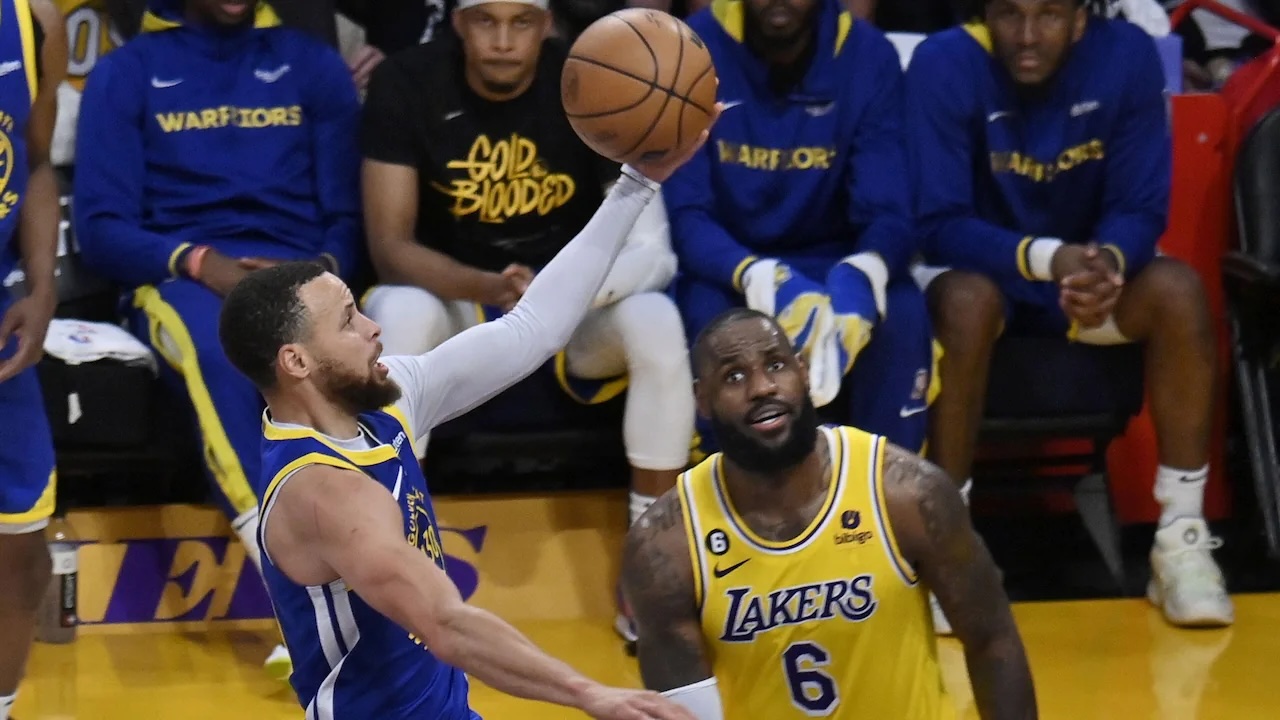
[882,444,1037,720]
[622,491,724,719]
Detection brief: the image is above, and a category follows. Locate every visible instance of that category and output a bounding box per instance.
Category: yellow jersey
[676,425,954,719]
[57,0,122,91]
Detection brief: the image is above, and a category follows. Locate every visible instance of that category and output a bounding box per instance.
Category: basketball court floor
[11,497,1280,719]
[13,594,1280,719]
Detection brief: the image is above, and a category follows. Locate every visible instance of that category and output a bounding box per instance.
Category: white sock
[1154,464,1208,527]
[1,692,15,720]
[232,507,264,572]
[959,478,973,508]
[629,492,658,526]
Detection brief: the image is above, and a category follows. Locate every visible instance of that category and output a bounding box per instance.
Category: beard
[743,0,817,57]
[318,358,403,416]
[710,394,820,476]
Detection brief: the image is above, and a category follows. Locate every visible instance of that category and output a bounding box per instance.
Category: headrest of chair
[1235,106,1280,262]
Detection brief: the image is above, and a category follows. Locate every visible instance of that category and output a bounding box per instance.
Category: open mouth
[219,0,251,17]
[747,403,791,432]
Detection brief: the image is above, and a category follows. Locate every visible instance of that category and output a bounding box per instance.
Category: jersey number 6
[782,641,839,715]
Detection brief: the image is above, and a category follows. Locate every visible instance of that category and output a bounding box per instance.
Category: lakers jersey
[677,425,953,719]
[257,407,478,720]
[56,0,120,91]
[0,0,38,278]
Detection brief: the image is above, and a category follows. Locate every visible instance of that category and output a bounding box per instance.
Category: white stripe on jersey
[330,580,361,652]
[307,585,343,668]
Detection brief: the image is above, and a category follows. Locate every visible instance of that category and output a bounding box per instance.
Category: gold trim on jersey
[261,404,410,468]
[14,0,37,102]
[711,426,848,554]
[676,474,708,612]
[868,435,919,585]
[260,451,362,518]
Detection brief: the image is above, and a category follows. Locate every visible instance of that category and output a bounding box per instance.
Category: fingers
[0,331,36,384]
[237,257,269,270]
[349,46,385,91]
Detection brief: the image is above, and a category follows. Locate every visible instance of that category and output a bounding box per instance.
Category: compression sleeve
[844,34,916,278]
[905,41,1033,284]
[74,51,190,286]
[662,679,724,720]
[664,136,761,293]
[381,169,658,440]
[1091,35,1169,278]
[306,45,363,281]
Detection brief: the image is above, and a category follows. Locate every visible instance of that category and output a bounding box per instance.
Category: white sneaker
[264,643,292,682]
[1147,517,1235,627]
[930,592,953,636]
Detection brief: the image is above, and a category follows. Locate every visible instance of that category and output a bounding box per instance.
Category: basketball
[561,8,718,166]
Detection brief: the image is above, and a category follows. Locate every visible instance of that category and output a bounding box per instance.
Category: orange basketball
[561,8,718,166]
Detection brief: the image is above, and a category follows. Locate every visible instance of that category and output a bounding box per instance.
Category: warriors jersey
[0,0,39,277]
[56,0,121,91]
[257,406,476,719]
[677,425,953,719]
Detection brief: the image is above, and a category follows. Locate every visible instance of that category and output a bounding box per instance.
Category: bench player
[216,131,716,717]
[621,309,1037,719]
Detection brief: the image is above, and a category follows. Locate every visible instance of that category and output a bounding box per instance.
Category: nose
[494,24,514,52]
[1017,16,1038,46]
[745,366,779,401]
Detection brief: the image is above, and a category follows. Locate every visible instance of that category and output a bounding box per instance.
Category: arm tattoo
[621,491,714,692]
[882,445,1038,720]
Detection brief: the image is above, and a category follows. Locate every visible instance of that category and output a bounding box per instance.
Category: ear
[541,8,554,38]
[693,378,712,420]
[796,352,811,393]
[452,8,464,38]
[278,343,311,382]
[1071,6,1086,42]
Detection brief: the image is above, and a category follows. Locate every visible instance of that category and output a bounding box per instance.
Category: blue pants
[0,296,57,530]
[126,281,262,520]
[675,267,938,455]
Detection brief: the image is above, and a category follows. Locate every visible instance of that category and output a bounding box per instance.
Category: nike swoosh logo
[0,60,22,76]
[899,405,927,418]
[721,100,744,111]
[713,558,750,578]
[151,77,183,88]
[255,64,291,83]
[986,110,1012,123]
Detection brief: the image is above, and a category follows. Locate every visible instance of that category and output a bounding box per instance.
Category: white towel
[42,319,157,373]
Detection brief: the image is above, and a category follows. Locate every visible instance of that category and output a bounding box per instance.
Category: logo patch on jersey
[705,529,731,557]
[0,112,21,221]
[712,558,750,578]
[405,488,446,570]
[154,106,304,133]
[988,139,1106,183]
[841,510,860,529]
[432,133,577,224]
[719,575,878,642]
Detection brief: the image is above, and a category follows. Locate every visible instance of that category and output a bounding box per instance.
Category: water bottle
[37,516,78,644]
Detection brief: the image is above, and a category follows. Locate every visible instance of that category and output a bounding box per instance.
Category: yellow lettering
[791,148,813,170]
[439,134,577,222]
[156,113,185,132]
[718,139,734,163]
[268,108,288,126]
[288,105,303,125]
[184,111,205,130]
[749,147,768,170]
[200,109,219,128]
[154,540,245,621]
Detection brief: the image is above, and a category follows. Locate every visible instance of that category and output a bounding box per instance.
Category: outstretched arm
[881,444,1037,720]
[623,492,724,719]
[262,465,694,720]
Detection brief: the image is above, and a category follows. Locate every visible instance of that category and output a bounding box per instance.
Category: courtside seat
[1224,105,1280,559]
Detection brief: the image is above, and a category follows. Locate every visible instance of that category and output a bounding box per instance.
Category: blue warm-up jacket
[74,0,362,287]
[664,0,916,292]
[905,19,1170,283]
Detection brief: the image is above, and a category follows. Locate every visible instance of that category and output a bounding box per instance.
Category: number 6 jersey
[676,425,954,719]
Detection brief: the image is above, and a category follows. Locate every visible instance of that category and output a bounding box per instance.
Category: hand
[477,268,528,312]
[237,256,283,272]
[501,263,535,299]
[577,684,697,720]
[348,44,386,94]
[1053,243,1123,329]
[0,288,56,383]
[628,100,725,184]
[199,249,251,297]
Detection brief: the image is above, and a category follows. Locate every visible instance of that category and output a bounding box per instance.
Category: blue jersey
[257,407,477,720]
[905,19,1170,283]
[0,0,38,279]
[664,0,916,291]
[73,0,363,288]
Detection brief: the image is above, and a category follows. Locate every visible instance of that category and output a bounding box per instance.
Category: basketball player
[905,0,1233,627]
[74,0,365,678]
[360,0,695,645]
[664,0,939,464]
[0,2,67,719]
[48,0,124,165]
[217,125,715,717]
[621,309,1037,719]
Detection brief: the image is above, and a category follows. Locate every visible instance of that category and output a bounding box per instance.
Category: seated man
[665,0,937,457]
[358,0,695,645]
[906,0,1233,628]
[73,0,363,674]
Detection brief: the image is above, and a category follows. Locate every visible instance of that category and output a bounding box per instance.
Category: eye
[724,370,745,384]
[768,360,785,372]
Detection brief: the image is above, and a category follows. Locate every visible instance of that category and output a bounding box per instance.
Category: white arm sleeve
[661,678,724,720]
[381,170,658,441]
[592,187,677,308]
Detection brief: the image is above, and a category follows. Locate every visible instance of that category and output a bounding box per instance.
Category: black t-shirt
[362,37,619,272]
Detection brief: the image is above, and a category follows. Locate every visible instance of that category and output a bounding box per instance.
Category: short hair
[219,261,328,389]
[691,307,790,379]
